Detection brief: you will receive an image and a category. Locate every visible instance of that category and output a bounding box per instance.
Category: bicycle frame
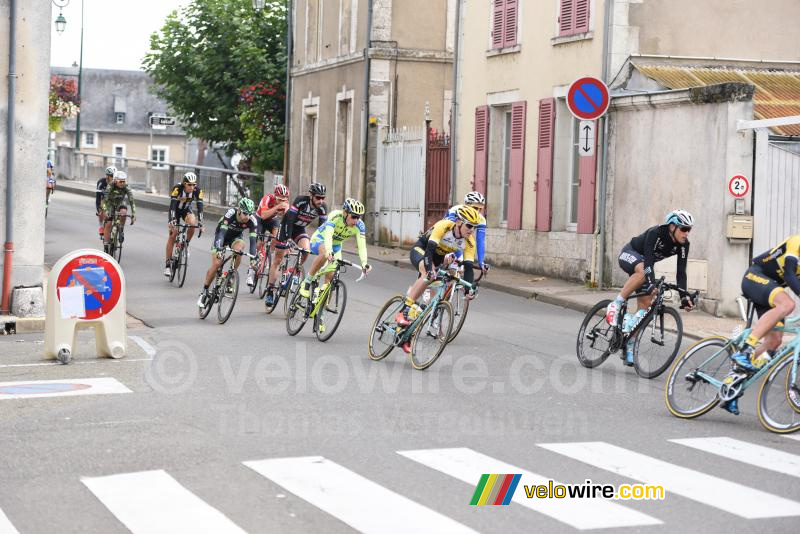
[615,277,695,350]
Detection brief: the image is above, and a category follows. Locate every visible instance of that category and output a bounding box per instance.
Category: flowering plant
[238,81,285,172]
[49,75,80,132]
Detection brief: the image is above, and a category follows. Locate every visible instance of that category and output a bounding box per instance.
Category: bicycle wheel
[265,258,289,314]
[368,295,404,361]
[447,286,470,343]
[176,246,189,288]
[757,354,800,434]
[664,336,731,419]
[634,306,683,379]
[285,266,304,316]
[410,300,454,371]
[576,300,615,368]
[217,269,239,324]
[316,281,347,342]
[257,248,272,299]
[112,228,123,263]
[249,247,262,294]
[286,286,309,336]
[168,254,178,283]
[198,282,216,320]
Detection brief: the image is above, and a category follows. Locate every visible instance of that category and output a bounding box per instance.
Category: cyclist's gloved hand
[326,252,335,263]
[169,219,177,228]
[362,263,372,275]
[250,258,258,269]
[465,287,477,301]
[681,296,695,311]
[213,248,224,260]
[130,216,135,226]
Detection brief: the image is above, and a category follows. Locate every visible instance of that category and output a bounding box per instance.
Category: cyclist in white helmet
[607,209,695,366]
[445,191,488,271]
[95,166,117,238]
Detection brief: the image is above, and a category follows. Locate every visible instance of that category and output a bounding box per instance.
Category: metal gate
[425,124,451,230]
[375,125,426,246]
[754,139,800,253]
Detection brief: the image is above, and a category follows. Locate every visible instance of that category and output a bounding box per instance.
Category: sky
[49,0,193,71]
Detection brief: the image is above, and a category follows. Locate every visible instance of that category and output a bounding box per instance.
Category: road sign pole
[147,125,153,193]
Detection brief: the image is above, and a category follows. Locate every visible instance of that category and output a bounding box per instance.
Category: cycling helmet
[105,166,117,176]
[237,197,255,215]
[182,172,197,184]
[665,209,694,227]
[274,184,289,197]
[455,205,481,225]
[308,182,326,196]
[464,191,486,206]
[113,170,127,182]
[342,198,365,216]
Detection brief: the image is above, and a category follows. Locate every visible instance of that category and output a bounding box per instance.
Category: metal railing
[54,146,282,207]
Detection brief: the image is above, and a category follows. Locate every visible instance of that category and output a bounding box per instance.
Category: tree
[143,0,286,172]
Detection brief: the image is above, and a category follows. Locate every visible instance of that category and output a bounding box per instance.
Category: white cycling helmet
[113,170,128,182]
[464,191,486,206]
[665,209,694,227]
[105,166,117,176]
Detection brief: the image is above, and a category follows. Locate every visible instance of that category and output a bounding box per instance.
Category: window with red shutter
[504,0,518,48]
[559,0,590,36]
[535,99,555,232]
[473,106,490,196]
[575,0,590,33]
[507,101,526,230]
[492,0,505,49]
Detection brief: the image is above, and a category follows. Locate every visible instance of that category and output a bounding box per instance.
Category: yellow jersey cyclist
[445,191,488,271]
[197,198,258,308]
[299,198,372,301]
[164,172,204,277]
[394,205,481,353]
[723,234,800,415]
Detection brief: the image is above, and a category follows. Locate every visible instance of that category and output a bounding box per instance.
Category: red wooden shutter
[473,106,490,196]
[535,98,555,232]
[575,0,590,33]
[558,0,574,36]
[507,101,526,230]
[576,120,597,233]
[492,0,505,49]
[504,0,518,48]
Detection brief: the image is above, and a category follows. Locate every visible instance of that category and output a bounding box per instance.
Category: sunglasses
[313,196,326,201]
[464,223,476,230]
[349,214,361,220]
[184,183,196,187]
[679,226,692,232]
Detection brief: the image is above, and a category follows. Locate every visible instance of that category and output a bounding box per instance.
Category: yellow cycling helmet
[455,205,481,225]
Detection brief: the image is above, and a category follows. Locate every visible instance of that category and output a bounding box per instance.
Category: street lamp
[52,0,84,149]
[252,0,266,11]
[54,12,66,34]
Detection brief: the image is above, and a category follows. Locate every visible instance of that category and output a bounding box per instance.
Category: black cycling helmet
[308,182,326,196]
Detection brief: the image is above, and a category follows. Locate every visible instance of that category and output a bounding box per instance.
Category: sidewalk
[342,240,742,341]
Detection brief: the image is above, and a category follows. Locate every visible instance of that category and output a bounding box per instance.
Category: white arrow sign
[579,120,595,157]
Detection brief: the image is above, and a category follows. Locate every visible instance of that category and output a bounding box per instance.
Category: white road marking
[0,358,152,369]
[82,470,246,534]
[128,335,156,357]
[540,441,800,519]
[671,437,800,478]
[244,456,478,534]
[0,508,19,534]
[0,377,131,400]
[398,447,661,530]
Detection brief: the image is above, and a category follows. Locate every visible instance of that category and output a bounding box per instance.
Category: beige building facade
[289,0,457,230]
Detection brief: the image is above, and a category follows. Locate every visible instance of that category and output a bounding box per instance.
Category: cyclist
[101,170,136,253]
[164,172,205,277]
[445,191,488,271]
[299,198,372,309]
[722,235,800,414]
[251,184,291,286]
[45,159,56,203]
[96,166,116,237]
[394,205,481,353]
[263,182,328,308]
[197,198,259,308]
[606,209,695,366]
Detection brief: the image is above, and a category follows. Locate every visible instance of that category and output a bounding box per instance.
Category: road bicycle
[167,223,202,288]
[665,297,800,434]
[252,232,275,297]
[198,247,255,324]
[368,268,474,370]
[576,277,697,378]
[264,242,308,315]
[286,258,367,341]
[104,209,133,263]
[439,263,488,343]
[45,179,55,218]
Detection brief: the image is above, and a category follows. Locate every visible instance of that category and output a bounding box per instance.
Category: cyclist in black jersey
[95,166,116,237]
[164,172,204,277]
[607,210,695,365]
[263,182,328,308]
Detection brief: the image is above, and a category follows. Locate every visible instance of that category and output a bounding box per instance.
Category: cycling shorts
[309,238,342,256]
[276,224,309,250]
[257,217,280,236]
[618,243,645,276]
[741,265,785,317]
[410,246,444,275]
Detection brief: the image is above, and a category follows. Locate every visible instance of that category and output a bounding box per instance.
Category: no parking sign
[56,254,122,320]
[567,77,610,120]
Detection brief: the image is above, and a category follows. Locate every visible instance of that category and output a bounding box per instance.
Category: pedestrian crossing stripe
[0,508,19,534]
[244,456,478,534]
[671,437,800,479]
[785,434,800,442]
[539,441,800,519]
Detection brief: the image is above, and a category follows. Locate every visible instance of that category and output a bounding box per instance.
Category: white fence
[375,125,426,246]
[754,139,800,253]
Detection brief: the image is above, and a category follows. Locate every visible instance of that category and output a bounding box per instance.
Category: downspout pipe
[360,0,374,203]
[448,0,462,205]
[282,0,293,186]
[2,0,17,314]
[596,0,614,289]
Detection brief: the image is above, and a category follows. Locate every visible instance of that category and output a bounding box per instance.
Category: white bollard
[44,249,127,363]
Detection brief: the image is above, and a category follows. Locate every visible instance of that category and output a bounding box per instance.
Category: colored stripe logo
[470,474,521,505]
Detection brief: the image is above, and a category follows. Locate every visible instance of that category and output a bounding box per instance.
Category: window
[491,0,518,49]
[112,144,126,168]
[116,113,125,124]
[83,132,98,148]
[150,146,169,169]
[558,0,590,37]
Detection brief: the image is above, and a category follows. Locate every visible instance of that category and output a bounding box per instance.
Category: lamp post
[52,0,83,150]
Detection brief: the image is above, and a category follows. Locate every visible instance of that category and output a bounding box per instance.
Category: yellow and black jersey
[417,219,476,263]
[752,234,800,281]
[168,183,204,221]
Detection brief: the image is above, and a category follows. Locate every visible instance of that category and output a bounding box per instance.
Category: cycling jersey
[413,218,476,284]
[278,195,327,245]
[168,183,204,222]
[750,234,800,294]
[213,208,258,256]
[257,194,288,220]
[95,177,113,212]
[446,204,487,265]
[102,184,136,217]
[310,210,368,267]
[626,224,689,290]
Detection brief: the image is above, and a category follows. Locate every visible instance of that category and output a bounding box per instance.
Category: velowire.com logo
[469,474,522,505]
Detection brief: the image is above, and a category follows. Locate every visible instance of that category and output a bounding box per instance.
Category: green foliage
[143,0,286,171]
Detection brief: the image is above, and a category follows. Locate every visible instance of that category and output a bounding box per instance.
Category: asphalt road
[0,191,797,533]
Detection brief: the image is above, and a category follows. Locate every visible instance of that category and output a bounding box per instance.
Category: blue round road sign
[567,77,610,120]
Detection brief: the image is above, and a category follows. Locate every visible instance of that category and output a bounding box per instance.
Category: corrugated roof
[634,64,800,136]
